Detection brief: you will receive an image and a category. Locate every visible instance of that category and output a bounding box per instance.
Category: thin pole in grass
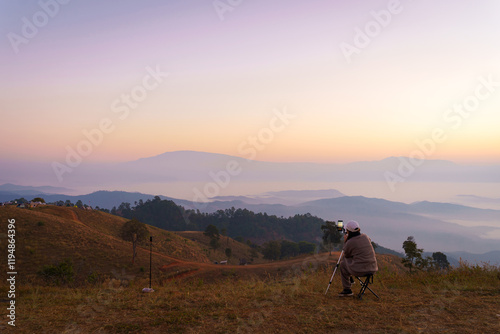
[142,236,154,293]
[150,235,152,287]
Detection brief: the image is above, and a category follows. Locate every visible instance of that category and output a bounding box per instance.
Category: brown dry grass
[1,258,499,333]
[1,206,499,333]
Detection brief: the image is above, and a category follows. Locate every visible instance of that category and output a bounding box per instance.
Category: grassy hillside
[0,206,212,285]
[0,206,271,285]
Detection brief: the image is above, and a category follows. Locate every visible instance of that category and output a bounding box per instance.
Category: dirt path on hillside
[157,251,338,281]
[156,251,401,283]
[70,209,78,221]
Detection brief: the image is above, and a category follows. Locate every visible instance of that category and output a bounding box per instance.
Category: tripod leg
[324,250,344,295]
[324,266,339,295]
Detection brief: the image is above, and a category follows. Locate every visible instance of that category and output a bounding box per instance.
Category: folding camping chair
[355,274,380,299]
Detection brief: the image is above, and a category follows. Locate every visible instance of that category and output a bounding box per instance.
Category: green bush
[87,271,100,284]
[38,258,74,284]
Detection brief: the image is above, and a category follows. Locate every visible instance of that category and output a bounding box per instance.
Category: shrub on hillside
[38,258,74,285]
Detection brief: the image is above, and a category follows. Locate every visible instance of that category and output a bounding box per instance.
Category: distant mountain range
[197,196,500,255]
[112,151,500,183]
[445,250,500,266]
[0,183,73,196]
[0,188,173,210]
[211,189,346,206]
[2,151,499,208]
[2,184,499,262]
[2,151,499,262]
[452,194,500,210]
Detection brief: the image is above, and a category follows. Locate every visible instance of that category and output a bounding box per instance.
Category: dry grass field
[1,206,499,333]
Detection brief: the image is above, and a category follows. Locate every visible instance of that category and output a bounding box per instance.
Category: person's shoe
[350,276,355,284]
[338,289,353,297]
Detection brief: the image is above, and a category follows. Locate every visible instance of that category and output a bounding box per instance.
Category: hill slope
[0,206,212,284]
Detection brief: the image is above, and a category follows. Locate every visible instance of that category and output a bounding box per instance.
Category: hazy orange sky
[1,0,500,166]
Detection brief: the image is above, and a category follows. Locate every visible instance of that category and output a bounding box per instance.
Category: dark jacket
[343,233,378,274]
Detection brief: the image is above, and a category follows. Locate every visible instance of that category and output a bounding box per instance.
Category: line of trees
[111,196,326,244]
[402,236,450,272]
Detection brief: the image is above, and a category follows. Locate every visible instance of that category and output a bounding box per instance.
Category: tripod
[324,250,344,295]
[142,236,154,293]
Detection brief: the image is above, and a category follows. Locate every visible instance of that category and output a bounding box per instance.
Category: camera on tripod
[336,220,345,234]
[325,220,346,233]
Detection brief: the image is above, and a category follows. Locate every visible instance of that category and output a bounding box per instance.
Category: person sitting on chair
[338,220,378,297]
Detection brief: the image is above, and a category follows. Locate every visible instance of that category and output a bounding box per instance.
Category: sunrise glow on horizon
[1,0,500,167]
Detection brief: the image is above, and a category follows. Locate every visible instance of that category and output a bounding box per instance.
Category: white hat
[346,220,360,232]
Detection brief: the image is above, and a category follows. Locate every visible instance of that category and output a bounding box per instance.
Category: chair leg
[357,277,368,299]
[356,275,380,299]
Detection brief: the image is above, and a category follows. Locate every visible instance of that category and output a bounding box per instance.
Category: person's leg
[339,260,352,290]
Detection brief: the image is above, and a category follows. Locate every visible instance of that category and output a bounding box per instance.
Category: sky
[1,0,500,170]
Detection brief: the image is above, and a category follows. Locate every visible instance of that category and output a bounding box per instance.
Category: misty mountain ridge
[445,250,500,266]
[2,151,499,209]
[134,151,460,166]
[2,150,499,259]
[195,195,500,255]
[3,184,499,261]
[451,194,500,210]
[14,150,497,186]
[0,183,73,195]
[211,189,345,205]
